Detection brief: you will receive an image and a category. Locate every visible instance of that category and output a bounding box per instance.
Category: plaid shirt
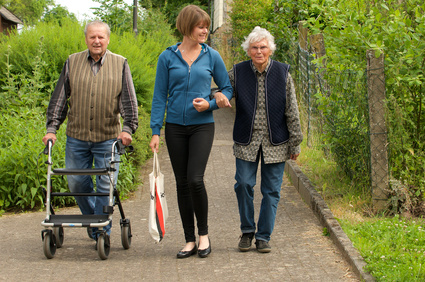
[229,59,303,164]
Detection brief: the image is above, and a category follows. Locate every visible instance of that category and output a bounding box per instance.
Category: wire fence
[295,44,390,207]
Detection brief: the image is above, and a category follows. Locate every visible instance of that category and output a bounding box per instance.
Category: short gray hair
[241,26,276,56]
[84,20,111,37]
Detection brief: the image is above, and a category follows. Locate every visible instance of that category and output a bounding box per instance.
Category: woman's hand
[290,153,300,160]
[193,98,210,112]
[149,135,160,153]
[214,92,232,108]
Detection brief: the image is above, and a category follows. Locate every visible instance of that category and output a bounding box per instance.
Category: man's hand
[42,133,57,146]
[118,132,132,146]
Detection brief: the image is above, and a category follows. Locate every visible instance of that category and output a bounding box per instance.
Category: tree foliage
[0,15,175,211]
[229,0,274,62]
[139,0,208,37]
[1,0,53,25]
[228,0,425,214]
[92,0,134,33]
[304,0,425,204]
[43,4,78,25]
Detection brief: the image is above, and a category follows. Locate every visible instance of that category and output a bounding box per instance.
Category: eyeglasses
[250,46,269,52]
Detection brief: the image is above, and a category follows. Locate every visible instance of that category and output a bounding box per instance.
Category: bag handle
[153,152,161,177]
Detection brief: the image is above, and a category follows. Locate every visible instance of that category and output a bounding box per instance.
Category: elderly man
[42,20,138,242]
[214,26,303,253]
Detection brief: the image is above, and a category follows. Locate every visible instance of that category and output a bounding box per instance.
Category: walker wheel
[43,231,56,259]
[53,227,64,248]
[121,221,132,249]
[97,233,110,260]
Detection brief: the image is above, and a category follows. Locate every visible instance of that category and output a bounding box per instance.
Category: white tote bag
[149,152,168,242]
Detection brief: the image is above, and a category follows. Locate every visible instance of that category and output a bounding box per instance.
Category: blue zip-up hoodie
[150,43,233,135]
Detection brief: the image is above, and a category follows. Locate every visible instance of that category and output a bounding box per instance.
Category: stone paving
[0,107,361,281]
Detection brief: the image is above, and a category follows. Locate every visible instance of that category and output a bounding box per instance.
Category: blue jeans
[234,152,285,242]
[65,136,120,237]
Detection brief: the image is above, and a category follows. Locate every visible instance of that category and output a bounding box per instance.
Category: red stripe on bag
[155,181,165,238]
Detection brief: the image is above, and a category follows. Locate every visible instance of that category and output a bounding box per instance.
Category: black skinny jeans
[165,122,215,243]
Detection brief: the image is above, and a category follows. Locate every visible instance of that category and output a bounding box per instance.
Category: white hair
[241,26,276,56]
[84,20,111,37]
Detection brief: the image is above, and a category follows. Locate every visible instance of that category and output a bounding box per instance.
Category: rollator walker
[41,139,133,260]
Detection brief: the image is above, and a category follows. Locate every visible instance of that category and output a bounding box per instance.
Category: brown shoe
[238,232,254,252]
[255,240,271,253]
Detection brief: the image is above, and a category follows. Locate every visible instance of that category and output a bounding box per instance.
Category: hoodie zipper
[183,65,191,125]
[176,46,205,125]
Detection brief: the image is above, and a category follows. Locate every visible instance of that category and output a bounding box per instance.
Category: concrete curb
[285,160,375,282]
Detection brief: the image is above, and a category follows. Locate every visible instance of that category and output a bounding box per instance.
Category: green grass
[341,216,425,281]
[296,141,425,281]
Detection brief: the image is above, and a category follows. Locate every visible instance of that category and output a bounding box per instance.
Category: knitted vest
[233,60,290,145]
[67,50,125,142]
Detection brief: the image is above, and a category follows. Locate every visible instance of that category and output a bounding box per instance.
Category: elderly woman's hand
[290,153,300,160]
[193,98,210,112]
[214,92,232,108]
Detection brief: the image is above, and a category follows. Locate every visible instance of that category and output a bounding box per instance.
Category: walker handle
[43,139,53,155]
[116,139,134,155]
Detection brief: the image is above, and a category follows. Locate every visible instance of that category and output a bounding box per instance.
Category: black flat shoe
[198,239,211,258]
[177,245,198,259]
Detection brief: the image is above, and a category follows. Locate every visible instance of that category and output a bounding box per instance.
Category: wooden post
[367,50,389,212]
[310,34,325,58]
[310,33,327,87]
[298,21,308,51]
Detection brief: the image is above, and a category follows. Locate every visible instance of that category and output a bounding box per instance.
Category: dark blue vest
[233,60,290,145]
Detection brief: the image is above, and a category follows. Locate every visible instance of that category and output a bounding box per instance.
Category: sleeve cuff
[289,145,301,156]
[152,128,161,136]
[46,127,57,134]
[122,125,133,135]
[208,100,218,110]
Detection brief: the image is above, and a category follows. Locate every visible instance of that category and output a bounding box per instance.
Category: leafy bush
[0,46,69,210]
[228,0,425,204]
[302,0,425,211]
[109,28,174,108]
[0,14,175,212]
[229,0,274,63]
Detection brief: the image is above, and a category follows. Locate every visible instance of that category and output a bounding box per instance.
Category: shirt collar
[87,50,108,65]
[250,58,271,74]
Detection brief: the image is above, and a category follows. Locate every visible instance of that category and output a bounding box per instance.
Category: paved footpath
[0,107,359,281]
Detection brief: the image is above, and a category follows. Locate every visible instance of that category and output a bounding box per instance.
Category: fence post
[366,50,389,212]
[298,21,308,51]
[310,33,326,59]
[310,33,326,79]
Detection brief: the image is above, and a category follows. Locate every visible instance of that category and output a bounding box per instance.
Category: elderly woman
[214,26,303,253]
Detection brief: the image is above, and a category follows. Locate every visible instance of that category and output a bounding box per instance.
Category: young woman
[149,5,232,258]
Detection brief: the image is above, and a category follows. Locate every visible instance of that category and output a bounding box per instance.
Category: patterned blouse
[229,59,303,164]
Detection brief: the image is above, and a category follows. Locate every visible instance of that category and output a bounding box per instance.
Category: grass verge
[296,141,425,281]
